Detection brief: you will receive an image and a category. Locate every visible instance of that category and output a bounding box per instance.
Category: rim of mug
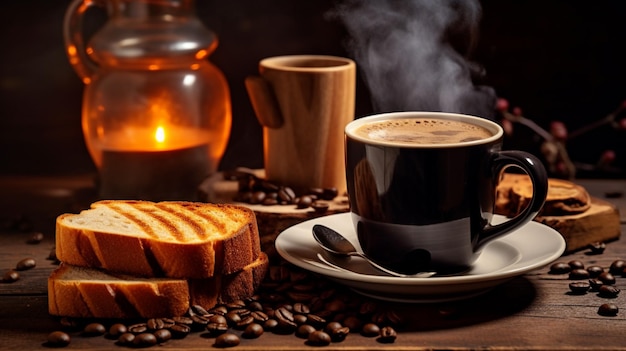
[345,111,503,148]
[260,55,355,71]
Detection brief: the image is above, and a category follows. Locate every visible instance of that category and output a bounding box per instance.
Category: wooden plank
[1,175,626,350]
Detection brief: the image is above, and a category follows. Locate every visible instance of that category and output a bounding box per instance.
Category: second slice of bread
[55,200,261,278]
[48,253,269,319]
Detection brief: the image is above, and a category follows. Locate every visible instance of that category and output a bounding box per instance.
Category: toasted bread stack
[48,200,267,319]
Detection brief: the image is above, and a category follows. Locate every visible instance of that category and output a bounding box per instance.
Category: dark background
[1,0,625,178]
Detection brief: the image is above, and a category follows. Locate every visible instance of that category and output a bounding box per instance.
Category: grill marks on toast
[95,201,247,243]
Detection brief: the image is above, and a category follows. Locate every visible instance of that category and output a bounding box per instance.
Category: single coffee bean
[225,311,242,326]
[263,318,279,331]
[147,318,165,330]
[250,310,269,323]
[378,326,398,343]
[569,268,590,280]
[569,281,590,294]
[330,326,350,342]
[311,201,330,213]
[568,260,585,270]
[587,241,606,254]
[168,324,191,339]
[343,315,363,332]
[306,314,327,329]
[262,197,279,206]
[128,323,148,334]
[153,328,172,343]
[189,305,210,316]
[589,279,604,291]
[190,314,210,331]
[116,332,135,346]
[324,321,343,334]
[235,315,255,329]
[295,324,316,339]
[586,265,604,278]
[598,285,620,298]
[248,300,263,311]
[361,323,381,337]
[26,232,44,244]
[214,333,240,348]
[307,330,331,346]
[83,322,106,336]
[598,272,616,285]
[321,187,339,200]
[549,262,571,274]
[296,196,313,209]
[108,323,128,338]
[293,314,308,326]
[47,331,71,347]
[249,191,266,204]
[598,303,619,316]
[208,314,228,325]
[293,302,310,314]
[210,305,229,315]
[242,323,264,339]
[610,260,626,275]
[206,322,229,336]
[1,269,19,283]
[133,333,157,347]
[15,257,36,271]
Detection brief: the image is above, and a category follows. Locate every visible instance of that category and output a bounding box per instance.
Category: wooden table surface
[0,175,625,350]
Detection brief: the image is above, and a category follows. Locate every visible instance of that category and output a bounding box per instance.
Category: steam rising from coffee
[331,0,496,119]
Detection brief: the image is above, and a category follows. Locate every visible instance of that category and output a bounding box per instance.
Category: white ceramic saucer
[275,213,566,303]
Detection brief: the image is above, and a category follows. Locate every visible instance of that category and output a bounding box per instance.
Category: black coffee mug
[345,112,548,275]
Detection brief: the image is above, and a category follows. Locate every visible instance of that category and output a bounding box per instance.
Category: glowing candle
[98,124,211,201]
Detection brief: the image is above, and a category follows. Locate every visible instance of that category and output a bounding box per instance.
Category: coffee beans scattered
[551,258,624,317]
[227,170,338,213]
[43,259,409,348]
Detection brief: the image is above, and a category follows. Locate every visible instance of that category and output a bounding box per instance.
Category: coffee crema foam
[354,118,494,145]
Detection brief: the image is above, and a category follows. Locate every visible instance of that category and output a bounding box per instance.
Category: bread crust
[48,253,269,319]
[55,201,261,278]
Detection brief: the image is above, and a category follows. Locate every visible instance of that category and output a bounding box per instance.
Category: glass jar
[64,0,231,200]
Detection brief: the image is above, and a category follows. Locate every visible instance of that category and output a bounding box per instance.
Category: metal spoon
[311,224,436,278]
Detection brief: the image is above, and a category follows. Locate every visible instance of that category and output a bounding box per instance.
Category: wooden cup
[245,55,356,193]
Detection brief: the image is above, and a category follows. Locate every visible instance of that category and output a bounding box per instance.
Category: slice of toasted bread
[48,263,189,319]
[55,200,261,278]
[48,253,269,319]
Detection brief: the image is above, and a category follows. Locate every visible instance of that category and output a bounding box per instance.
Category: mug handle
[476,150,548,248]
[244,76,284,128]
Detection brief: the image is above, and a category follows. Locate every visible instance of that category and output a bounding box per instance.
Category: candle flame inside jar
[155,126,166,144]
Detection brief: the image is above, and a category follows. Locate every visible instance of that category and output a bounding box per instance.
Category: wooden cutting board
[533,197,621,253]
[495,173,621,253]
